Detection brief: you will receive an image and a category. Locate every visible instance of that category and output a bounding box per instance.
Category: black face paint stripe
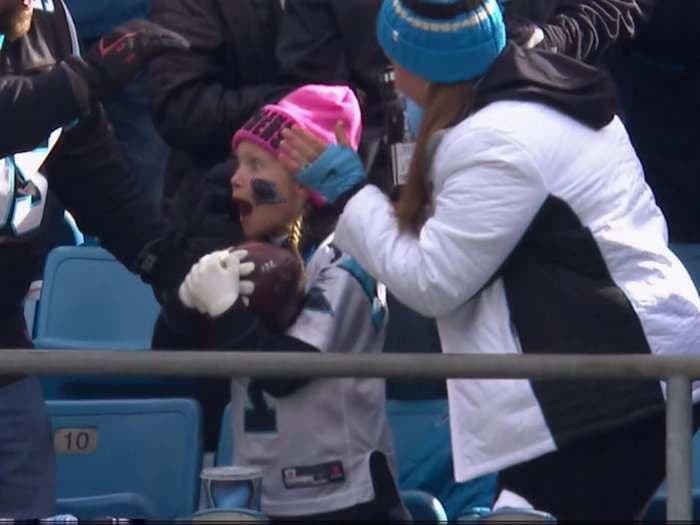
[251,178,287,206]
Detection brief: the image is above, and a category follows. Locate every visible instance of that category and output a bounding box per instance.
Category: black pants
[270,452,410,522]
[497,406,700,521]
[0,307,56,518]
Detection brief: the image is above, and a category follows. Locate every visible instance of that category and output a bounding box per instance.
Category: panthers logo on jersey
[0,128,61,241]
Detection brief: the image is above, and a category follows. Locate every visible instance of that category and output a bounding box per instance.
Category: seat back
[383,293,446,400]
[386,399,449,473]
[386,400,497,519]
[48,399,203,520]
[644,429,700,520]
[34,246,160,348]
[215,403,233,466]
[671,243,700,291]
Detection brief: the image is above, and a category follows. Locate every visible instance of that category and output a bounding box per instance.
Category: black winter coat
[0,2,172,314]
[0,2,195,388]
[276,0,393,192]
[150,0,292,203]
[512,0,700,241]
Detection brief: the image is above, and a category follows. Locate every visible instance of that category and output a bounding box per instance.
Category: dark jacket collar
[475,44,618,129]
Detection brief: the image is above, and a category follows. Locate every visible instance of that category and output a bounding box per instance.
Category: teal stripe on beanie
[377,0,506,83]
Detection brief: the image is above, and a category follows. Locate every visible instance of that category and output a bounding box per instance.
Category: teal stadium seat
[33,246,197,400]
[671,243,700,291]
[383,293,447,400]
[215,403,234,466]
[644,429,700,521]
[48,398,203,520]
[386,399,497,519]
[34,246,159,349]
[24,213,85,335]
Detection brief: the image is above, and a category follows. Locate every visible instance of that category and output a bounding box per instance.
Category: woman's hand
[178,249,256,318]
[279,123,366,206]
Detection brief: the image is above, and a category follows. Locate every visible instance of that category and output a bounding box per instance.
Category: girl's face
[231,141,308,241]
[393,61,430,107]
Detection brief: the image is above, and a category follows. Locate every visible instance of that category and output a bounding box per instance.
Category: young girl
[177,85,408,522]
[280,0,700,520]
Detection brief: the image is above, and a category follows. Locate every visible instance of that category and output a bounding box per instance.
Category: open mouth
[233,196,254,220]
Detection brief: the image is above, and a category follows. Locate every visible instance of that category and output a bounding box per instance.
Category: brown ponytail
[394,81,476,232]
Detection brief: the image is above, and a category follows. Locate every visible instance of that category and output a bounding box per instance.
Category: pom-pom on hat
[377,0,507,83]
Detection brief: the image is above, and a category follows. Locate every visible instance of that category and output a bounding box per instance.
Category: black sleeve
[0,64,90,157]
[159,292,317,398]
[149,0,288,157]
[204,307,319,398]
[152,298,208,351]
[44,103,170,272]
[277,0,349,85]
[540,0,655,63]
[249,327,320,399]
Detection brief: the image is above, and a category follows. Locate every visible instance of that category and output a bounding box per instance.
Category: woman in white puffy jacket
[279,0,700,520]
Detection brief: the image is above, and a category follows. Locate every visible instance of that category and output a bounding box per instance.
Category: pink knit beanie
[232,84,362,159]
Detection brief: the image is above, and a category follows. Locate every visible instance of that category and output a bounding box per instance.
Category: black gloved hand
[65,19,189,100]
[135,231,199,305]
[504,13,544,49]
[505,12,536,45]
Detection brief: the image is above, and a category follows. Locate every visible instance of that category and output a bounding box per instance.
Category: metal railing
[0,350,696,520]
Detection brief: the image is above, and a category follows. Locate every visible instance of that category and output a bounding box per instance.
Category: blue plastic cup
[201,466,264,511]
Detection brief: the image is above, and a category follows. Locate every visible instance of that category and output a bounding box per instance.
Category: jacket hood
[474,44,617,129]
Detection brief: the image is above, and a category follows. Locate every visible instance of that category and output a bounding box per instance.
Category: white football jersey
[0,129,61,241]
[230,238,396,517]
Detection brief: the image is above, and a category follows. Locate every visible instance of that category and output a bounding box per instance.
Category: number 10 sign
[54,428,98,454]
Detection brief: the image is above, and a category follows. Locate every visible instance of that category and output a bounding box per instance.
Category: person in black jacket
[503,0,653,62]
[150,0,293,208]
[606,0,699,243]
[0,0,190,517]
[505,0,699,242]
[277,0,393,195]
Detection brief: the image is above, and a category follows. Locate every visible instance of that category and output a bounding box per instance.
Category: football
[235,241,304,327]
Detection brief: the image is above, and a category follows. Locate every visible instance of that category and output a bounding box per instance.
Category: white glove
[178,249,255,318]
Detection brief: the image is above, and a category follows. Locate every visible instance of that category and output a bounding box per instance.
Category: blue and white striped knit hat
[377,0,507,83]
